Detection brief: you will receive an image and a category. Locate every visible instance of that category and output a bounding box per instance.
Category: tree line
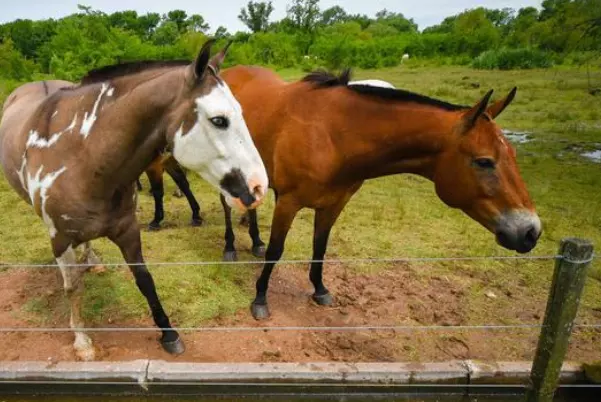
[0,0,600,82]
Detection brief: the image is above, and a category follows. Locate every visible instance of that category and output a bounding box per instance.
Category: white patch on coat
[61,214,73,221]
[26,165,67,238]
[80,84,111,138]
[16,153,27,191]
[51,111,58,119]
[26,114,77,149]
[172,83,268,202]
[349,79,396,89]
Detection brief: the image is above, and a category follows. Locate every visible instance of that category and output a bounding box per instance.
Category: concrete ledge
[0,360,588,396]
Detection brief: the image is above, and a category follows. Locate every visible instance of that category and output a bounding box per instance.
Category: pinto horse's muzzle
[495,210,542,253]
[220,168,266,211]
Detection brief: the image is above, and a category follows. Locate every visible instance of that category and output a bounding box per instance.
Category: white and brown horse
[0,39,268,360]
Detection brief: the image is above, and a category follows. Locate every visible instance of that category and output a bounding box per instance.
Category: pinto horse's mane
[79,60,191,86]
[302,69,468,112]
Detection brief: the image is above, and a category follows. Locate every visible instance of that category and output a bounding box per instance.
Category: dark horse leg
[164,159,202,226]
[145,161,164,231]
[251,194,300,319]
[109,217,184,355]
[220,195,266,261]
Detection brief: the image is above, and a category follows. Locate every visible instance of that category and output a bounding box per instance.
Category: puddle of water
[502,130,532,144]
[581,150,601,163]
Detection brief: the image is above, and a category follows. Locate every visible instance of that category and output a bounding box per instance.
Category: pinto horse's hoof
[161,337,185,355]
[312,292,334,306]
[223,250,238,262]
[251,303,270,320]
[251,244,266,258]
[148,222,161,231]
[190,217,203,227]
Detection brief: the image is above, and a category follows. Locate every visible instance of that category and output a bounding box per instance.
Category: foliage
[238,1,274,33]
[472,48,554,70]
[0,39,38,80]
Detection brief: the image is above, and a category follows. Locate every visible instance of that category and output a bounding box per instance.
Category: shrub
[472,48,553,70]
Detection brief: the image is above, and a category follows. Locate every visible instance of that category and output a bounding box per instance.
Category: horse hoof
[251,303,270,320]
[312,292,334,306]
[148,222,161,231]
[190,217,203,227]
[161,337,185,355]
[173,189,184,198]
[251,245,266,258]
[223,251,238,262]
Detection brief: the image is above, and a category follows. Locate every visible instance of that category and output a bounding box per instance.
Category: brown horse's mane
[302,69,468,112]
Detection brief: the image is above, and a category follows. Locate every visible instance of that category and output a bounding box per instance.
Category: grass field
[1,65,600,352]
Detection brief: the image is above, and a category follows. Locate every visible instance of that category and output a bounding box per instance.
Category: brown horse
[219,66,542,320]
[0,40,268,359]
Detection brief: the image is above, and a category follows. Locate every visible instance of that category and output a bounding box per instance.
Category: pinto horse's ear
[209,40,233,72]
[486,87,517,119]
[192,38,216,80]
[461,89,494,133]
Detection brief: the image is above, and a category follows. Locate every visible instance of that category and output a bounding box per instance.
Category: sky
[0,0,544,32]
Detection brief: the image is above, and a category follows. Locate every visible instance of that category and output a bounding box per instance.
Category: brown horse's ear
[461,89,494,133]
[192,38,216,80]
[486,87,517,119]
[209,40,233,72]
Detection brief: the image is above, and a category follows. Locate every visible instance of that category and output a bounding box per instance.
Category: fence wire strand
[0,254,571,268]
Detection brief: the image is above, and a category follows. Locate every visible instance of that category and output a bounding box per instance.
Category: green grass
[1,65,601,335]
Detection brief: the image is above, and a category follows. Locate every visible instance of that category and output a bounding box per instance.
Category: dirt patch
[0,263,599,363]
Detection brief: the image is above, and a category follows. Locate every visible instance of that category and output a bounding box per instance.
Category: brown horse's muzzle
[495,210,542,253]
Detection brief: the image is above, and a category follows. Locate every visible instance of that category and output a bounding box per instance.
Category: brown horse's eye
[209,116,229,129]
[474,158,496,170]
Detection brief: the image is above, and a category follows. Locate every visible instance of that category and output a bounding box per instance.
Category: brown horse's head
[433,88,541,253]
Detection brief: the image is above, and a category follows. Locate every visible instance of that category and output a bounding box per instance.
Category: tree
[187,14,209,32]
[319,6,348,26]
[238,1,274,33]
[215,26,230,39]
[375,9,418,33]
[286,0,320,32]
[166,10,188,32]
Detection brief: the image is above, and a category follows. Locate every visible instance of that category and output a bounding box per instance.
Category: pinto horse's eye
[473,158,496,170]
[209,116,229,129]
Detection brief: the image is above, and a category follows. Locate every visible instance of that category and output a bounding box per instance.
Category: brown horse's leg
[53,238,95,361]
[109,221,184,355]
[248,209,266,258]
[220,194,237,261]
[165,161,202,226]
[146,160,164,231]
[310,190,359,306]
[251,194,301,320]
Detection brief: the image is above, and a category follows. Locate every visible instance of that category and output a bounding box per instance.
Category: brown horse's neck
[333,92,462,182]
[90,69,185,194]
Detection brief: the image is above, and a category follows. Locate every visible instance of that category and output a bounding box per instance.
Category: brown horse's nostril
[523,226,538,248]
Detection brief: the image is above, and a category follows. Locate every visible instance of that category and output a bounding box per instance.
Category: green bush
[0,39,38,81]
[472,48,553,70]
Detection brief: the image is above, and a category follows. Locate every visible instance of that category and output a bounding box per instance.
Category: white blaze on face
[172,81,268,205]
[26,165,67,238]
[80,83,113,138]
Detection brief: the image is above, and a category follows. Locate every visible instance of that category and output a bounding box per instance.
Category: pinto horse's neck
[85,68,185,194]
[331,89,462,182]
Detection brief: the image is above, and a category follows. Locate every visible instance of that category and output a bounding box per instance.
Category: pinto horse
[0,40,268,360]
[219,66,542,320]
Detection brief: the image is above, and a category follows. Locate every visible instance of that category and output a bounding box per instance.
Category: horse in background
[219,66,541,320]
[0,40,268,359]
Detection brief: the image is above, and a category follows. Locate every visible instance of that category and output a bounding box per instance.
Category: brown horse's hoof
[148,222,161,231]
[190,217,203,227]
[312,292,334,306]
[161,337,185,355]
[223,250,238,262]
[251,244,266,258]
[251,303,270,320]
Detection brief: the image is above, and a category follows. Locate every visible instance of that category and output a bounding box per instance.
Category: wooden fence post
[526,238,594,402]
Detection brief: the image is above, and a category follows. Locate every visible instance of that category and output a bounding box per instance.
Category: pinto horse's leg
[220,194,238,261]
[251,195,301,320]
[248,209,266,258]
[82,242,102,267]
[53,239,95,361]
[146,162,165,231]
[109,221,184,355]
[165,161,202,227]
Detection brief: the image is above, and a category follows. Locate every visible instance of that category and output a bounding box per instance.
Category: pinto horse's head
[169,39,268,211]
[433,88,541,253]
